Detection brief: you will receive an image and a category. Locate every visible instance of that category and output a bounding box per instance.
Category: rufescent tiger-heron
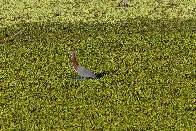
[68,51,97,79]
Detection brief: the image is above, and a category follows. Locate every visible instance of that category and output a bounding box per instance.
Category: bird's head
[68,51,75,55]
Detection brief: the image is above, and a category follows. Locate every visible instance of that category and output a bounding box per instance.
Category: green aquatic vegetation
[0,0,196,130]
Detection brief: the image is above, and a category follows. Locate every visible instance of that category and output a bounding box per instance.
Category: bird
[68,51,97,79]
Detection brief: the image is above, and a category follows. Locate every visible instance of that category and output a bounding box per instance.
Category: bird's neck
[71,54,79,71]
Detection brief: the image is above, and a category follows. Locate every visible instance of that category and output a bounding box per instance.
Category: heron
[68,51,97,79]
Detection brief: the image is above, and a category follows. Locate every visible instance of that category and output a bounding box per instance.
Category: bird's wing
[77,66,97,78]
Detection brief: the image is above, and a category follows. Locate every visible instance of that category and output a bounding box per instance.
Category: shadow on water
[1,17,195,45]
